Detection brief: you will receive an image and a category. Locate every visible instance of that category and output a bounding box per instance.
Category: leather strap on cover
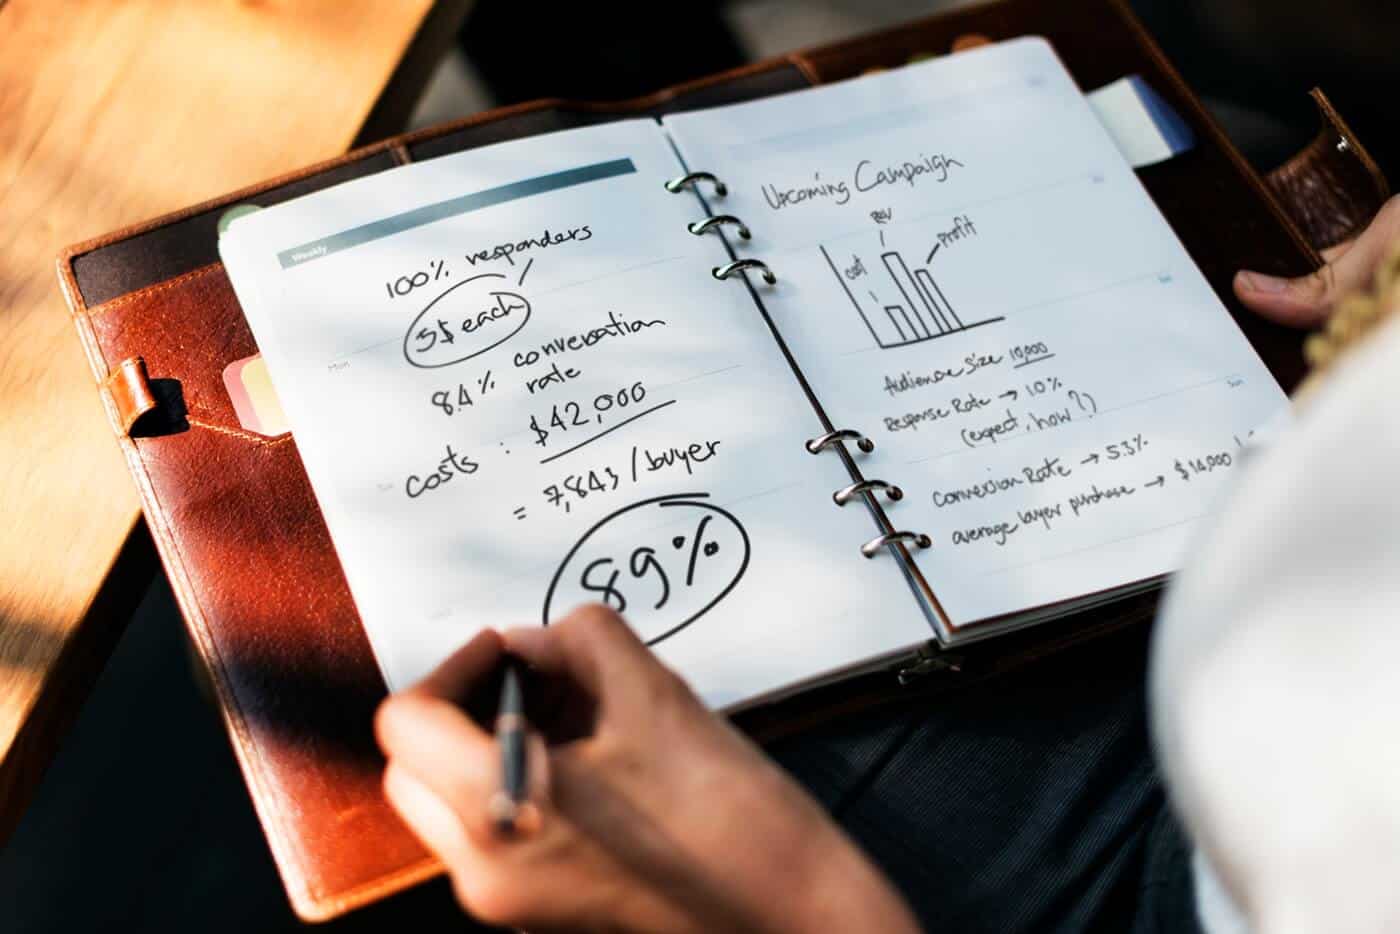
[101,357,157,435]
[1267,89,1391,252]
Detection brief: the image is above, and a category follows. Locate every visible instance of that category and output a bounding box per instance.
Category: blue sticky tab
[1128,75,1196,158]
[1088,75,1197,168]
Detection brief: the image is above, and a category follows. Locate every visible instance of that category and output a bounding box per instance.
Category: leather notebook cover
[55,0,1387,920]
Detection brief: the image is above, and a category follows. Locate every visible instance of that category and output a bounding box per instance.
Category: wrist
[782,819,921,934]
[723,766,918,934]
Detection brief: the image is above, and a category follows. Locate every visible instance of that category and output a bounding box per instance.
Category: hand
[374,605,921,934]
[1234,195,1400,328]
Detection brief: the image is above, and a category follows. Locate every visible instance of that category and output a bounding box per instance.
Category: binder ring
[713,258,776,285]
[688,215,752,240]
[833,480,904,506]
[665,171,728,197]
[861,531,932,558]
[806,429,874,455]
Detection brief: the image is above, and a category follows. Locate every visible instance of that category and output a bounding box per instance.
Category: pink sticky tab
[222,354,289,437]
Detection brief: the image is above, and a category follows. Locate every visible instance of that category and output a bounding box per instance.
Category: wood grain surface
[0,0,446,842]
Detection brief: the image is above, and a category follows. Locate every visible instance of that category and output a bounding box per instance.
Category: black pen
[489,661,528,834]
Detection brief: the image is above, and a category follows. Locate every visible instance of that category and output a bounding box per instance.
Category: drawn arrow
[926,243,942,264]
[1080,453,1100,465]
[999,389,1019,401]
[1145,476,1166,488]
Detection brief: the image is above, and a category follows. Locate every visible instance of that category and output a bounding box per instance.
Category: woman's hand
[374,605,920,934]
[1234,195,1400,327]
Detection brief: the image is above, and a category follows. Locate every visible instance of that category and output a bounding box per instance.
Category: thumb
[1235,196,1400,328]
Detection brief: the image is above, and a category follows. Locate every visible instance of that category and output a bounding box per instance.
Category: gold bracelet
[1300,240,1400,395]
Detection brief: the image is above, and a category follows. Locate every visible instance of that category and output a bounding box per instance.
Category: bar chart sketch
[821,243,1003,349]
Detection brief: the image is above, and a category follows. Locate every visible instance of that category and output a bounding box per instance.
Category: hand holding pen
[374,605,919,934]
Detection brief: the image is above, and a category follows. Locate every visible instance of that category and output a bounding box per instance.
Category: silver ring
[833,480,904,506]
[688,215,752,240]
[712,259,776,285]
[806,429,874,455]
[861,531,932,558]
[665,171,728,197]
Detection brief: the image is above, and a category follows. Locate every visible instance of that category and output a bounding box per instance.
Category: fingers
[380,691,554,836]
[378,628,556,844]
[504,604,689,711]
[1319,239,1355,265]
[377,691,495,829]
[384,742,551,922]
[1236,195,1400,328]
[409,627,504,703]
[505,604,656,694]
[1233,264,1348,329]
[375,627,509,840]
[499,622,579,683]
[383,762,475,866]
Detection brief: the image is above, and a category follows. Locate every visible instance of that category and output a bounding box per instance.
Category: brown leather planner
[56,0,1389,920]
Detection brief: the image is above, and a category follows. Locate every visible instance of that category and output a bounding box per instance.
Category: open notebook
[219,39,1288,709]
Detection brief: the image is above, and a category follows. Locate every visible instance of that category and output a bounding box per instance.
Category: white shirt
[1151,315,1400,933]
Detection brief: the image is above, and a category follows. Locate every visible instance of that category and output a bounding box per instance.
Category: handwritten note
[664,38,1289,638]
[219,42,1294,698]
[220,119,928,706]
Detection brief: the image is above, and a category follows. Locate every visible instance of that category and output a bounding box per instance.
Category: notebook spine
[665,170,933,562]
[810,428,931,559]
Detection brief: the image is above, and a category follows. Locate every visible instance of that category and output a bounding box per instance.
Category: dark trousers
[769,626,1202,933]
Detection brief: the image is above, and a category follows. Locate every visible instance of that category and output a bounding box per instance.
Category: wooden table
[0,0,469,842]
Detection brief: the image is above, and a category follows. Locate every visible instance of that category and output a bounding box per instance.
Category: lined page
[219,119,927,706]
[664,39,1290,632]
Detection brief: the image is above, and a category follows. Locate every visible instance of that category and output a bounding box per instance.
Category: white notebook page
[219,119,928,707]
[664,38,1290,631]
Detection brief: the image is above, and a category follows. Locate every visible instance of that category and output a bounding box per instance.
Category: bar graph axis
[821,244,1002,350]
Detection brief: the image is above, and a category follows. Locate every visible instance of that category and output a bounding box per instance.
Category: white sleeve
[1150,315,1400,934]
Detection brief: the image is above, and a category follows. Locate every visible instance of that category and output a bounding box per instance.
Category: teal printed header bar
[277,158,636,269]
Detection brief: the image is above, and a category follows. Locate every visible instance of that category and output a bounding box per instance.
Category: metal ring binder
[670,183,918,569]
[664,171,728,197]
[712,258,776,285]
[861,531,932,558]
[688,215,752,240]
[833,480,903,506]
[805,429,874,455]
